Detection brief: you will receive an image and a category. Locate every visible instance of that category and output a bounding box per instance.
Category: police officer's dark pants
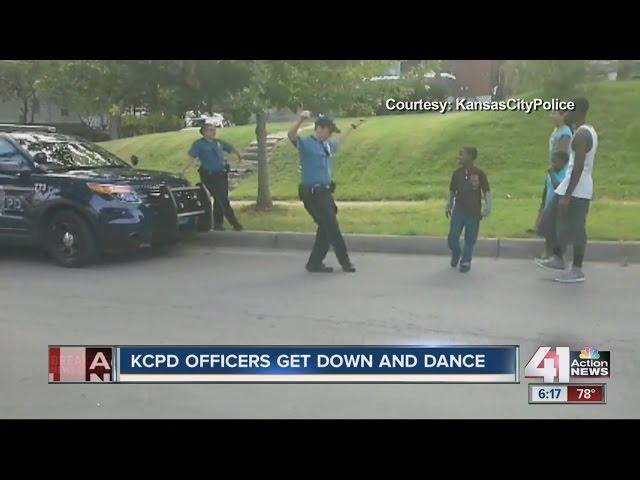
[300,188,350,267]
[199,169,241,229]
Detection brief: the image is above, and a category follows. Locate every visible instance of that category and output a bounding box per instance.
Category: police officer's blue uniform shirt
[295,135,338,186]
[189,138,233,173]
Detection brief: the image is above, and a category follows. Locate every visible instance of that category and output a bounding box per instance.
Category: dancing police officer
[288,111,362,273]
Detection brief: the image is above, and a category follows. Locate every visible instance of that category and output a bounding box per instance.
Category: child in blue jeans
[446,147,492,273]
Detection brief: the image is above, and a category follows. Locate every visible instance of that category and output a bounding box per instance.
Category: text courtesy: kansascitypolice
[385,98,575,114]
[128,353,487,370]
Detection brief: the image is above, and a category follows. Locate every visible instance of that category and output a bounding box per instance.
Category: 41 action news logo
[524,346,610,383]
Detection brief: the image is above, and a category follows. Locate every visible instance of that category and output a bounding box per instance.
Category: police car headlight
[115,191,142,203]
[87,183,141,203]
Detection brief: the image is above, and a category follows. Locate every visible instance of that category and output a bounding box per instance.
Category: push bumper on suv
[97,183,214,251]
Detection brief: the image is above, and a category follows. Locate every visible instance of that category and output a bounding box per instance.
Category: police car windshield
[15,137,130,172]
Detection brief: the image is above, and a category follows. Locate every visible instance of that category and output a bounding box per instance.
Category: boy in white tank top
[535,98,596,283]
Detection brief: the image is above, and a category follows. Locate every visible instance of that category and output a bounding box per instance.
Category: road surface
[1,243,638,418]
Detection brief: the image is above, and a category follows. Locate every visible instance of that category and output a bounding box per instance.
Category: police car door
[0,137,34,235]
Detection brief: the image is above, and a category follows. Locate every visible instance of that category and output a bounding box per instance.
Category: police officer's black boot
[337,249,356,272]
[224,207,243,231]
[306,263,334,273]
[231,221,243,232]
[341,263,356,273]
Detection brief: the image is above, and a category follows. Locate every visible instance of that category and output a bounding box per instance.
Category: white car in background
[183,113,228,130]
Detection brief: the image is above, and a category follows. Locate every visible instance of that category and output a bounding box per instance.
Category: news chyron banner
[49,345,519,383]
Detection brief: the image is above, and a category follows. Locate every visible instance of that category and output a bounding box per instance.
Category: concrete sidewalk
[192,230,640,263]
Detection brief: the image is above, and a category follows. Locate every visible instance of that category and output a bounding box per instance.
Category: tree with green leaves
[501,60,589,95]
[0,60,50,124]
[218,60,392,209]
[40,60,188,139]
[178,60,252,116]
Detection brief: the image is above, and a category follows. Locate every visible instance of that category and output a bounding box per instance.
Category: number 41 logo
[524,346,570,383]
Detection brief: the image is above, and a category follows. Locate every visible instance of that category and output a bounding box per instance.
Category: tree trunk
[255,110,272,210]
[30,98,37,124]
[109,113,122,140]
[20,97,28,124]
[617,60,632,81]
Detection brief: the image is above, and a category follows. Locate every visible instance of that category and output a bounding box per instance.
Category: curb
[190,231,640,263]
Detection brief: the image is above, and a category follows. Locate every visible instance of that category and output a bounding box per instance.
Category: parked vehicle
[0,124,214,267]
[184,112,227,129]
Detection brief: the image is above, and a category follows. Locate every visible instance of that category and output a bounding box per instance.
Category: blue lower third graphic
[116,346,519,383]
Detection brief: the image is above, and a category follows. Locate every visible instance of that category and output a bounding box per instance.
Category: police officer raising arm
[287,112,363,147]
[183,118,244,231]
[288,111,363,273]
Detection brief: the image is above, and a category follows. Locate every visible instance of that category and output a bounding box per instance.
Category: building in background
[0,60,80,124]
[0,97,109,141]
[402,60,503,101]
[442,60,502,100]
[0,60,109,140]
[0,97,80,125]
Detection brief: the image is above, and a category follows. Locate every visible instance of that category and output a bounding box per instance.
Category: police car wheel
[46,210,98,268]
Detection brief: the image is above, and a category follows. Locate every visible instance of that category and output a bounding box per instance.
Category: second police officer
[183,118,244,231]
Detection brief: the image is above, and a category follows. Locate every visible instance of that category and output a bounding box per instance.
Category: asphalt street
[1,243,638,418]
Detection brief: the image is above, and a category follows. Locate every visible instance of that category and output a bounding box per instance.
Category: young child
[445,147,492,273]
[536,150,569,259]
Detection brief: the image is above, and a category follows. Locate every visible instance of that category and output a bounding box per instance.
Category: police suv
[0,124,213,267]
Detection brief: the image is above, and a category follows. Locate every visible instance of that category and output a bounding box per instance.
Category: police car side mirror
[130,155,139,167]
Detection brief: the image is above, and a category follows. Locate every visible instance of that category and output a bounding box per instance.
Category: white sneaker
[554,267,585,283]
[534,255,566,272]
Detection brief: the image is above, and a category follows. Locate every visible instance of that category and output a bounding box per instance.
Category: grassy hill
[230,81,640,201]
[99,82,640,239]
[232,199,640,241]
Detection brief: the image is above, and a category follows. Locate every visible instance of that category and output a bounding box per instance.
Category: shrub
[336,77,448,117]
[502,60,589,96]
[227,107,252,125]
[121,113,183,138]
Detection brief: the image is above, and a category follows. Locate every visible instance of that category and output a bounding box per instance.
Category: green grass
[234,199,640,241]
[231,81,640,201]
[99,122,292,185]
[99,81,640,239]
